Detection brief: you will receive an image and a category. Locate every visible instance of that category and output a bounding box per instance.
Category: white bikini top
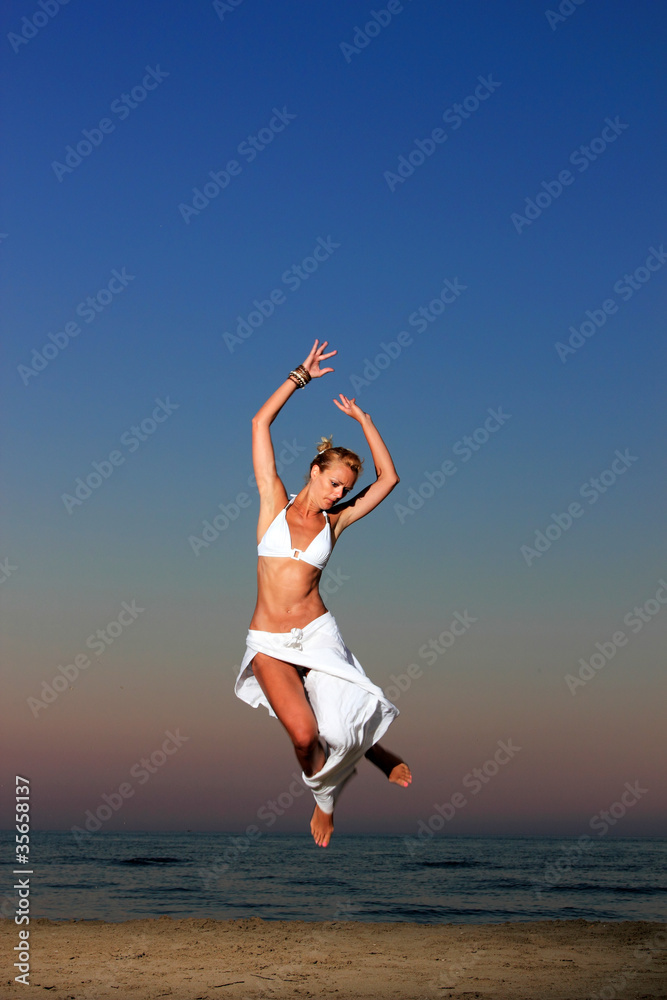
[257,495,332,570]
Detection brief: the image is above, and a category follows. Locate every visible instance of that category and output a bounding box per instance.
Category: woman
[235,339,411,847]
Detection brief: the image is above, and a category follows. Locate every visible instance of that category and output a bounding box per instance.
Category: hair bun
[316,435,333,454]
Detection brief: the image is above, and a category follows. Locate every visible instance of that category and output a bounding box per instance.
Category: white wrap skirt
[234,611,399,813]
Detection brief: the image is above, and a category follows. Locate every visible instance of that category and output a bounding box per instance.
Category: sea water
[1,832,665,924]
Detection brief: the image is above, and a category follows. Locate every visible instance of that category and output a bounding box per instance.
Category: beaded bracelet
[288,365,311,388]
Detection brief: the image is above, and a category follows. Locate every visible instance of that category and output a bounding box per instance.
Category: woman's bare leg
[251,652,325,775]
[251,653,333,846]
[365,743,412,787]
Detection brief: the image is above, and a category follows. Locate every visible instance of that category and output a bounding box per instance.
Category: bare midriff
[249,557,328,632]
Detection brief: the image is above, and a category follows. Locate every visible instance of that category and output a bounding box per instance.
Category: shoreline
[3,917,666,999]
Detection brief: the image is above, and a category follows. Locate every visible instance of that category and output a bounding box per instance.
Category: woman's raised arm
[330,394,400,534]
[251,340,337,498]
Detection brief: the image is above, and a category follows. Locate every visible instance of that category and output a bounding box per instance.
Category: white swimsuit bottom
[234,612,399,813]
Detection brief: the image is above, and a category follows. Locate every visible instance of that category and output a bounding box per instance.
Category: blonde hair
[304,436,364,484]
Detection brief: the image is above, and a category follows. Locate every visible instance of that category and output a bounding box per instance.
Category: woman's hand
[332,393,366,422]
[302,339,337,378]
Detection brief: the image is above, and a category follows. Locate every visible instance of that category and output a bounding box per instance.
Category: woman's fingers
[333,393,361,416]
[305,338,324,360]
[303,340,337,375]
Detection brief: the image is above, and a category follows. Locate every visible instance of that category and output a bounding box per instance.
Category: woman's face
[311,463,357,506]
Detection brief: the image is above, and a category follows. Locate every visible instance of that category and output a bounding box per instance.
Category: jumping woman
[234,339,412,847]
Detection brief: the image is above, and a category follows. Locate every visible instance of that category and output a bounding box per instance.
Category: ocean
[3,832,665,924]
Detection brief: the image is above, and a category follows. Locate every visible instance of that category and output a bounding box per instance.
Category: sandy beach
[3,917,666,999]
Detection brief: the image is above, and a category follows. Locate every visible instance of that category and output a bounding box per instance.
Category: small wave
[485,879,536,891]
[118,857,183,866]
[145,886,197,893]
[611,885,666,895]
[289,878,352,888]
[363,903,451,920]
[419,860,483,868]
[549,883,663,895]
[39,881,119,890]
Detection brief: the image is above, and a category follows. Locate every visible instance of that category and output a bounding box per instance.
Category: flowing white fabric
[234,612,398,813]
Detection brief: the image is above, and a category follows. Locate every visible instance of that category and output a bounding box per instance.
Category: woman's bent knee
[290,724,319,753]
[249,653,318,748]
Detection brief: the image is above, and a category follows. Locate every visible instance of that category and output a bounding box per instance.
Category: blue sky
[1,0,665,838]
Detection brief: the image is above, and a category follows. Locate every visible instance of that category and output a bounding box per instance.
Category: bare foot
[310,805,334,847]
[365,743,412,787]
[388,762,412,788]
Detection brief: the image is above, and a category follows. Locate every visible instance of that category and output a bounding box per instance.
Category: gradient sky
[1,0,665,841]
